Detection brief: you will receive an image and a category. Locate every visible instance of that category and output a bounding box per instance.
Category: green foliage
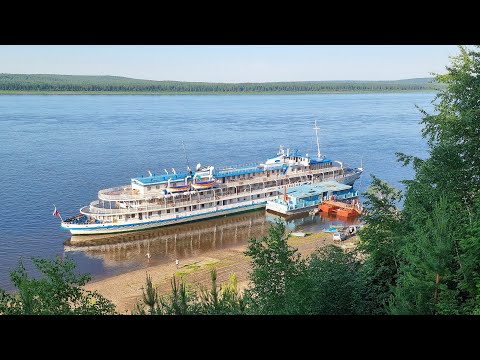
[133,269,245,315]
[457,199,480,314]
[385,45,480,315]
[244,220,362,314]
[354,176,403,314]
[305,246,360,314]
[198,269,246,314]
[0,74,440,93]
[243,220,307,314]
[417,46,480,206]
[0,257,116,315]
[390,197,464,314]
[134,275,198,315]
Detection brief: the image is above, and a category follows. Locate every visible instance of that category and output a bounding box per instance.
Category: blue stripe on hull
[63,202,267,234]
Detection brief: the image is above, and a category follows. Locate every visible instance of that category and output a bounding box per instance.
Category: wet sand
[85,231,359,314]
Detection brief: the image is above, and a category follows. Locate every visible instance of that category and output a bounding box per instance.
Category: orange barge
[318,200,362,218]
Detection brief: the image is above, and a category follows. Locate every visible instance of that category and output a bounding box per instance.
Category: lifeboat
[166,184,191,193]
[191,179,216,190]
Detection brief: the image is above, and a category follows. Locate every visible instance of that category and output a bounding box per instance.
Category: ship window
[158,211,162,215]
[257,194,260,198]
[167,209,170,213]
[148,212,152,216]
[175,208,179,212]
[156,186,160,189]
[118,215,122,219]
[192,205,197,210]
[131,214,135,218]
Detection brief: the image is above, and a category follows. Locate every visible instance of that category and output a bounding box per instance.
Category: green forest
[0,74,439,94]
[1,46,479,315]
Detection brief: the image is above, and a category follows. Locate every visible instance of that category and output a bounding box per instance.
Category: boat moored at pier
[58,121,363,235]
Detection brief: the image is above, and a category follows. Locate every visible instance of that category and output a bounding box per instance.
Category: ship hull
[62,201,267,235]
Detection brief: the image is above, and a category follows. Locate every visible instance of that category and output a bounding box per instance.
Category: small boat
[291,232,307,237]
[322,226,339,233]
[166,177,191,194]
[191,179,216,190]
[166,184,191,193]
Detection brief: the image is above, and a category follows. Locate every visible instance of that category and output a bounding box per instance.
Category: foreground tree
[354,176,403,314]
[390,197,464,314]
[0,257,116,315]
[388,46,480,314]
[243,220,308,314]
[306,246,360,314]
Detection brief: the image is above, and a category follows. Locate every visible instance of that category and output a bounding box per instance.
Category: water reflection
[64,210,271,269]
[65,209,360,273]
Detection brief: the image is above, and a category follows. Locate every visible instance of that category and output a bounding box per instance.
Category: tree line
[0,74,440,93]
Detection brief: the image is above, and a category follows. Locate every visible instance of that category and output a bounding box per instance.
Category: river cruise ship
[60,122,363,235]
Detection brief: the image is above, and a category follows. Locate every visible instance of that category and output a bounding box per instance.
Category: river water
[0,93,433,290]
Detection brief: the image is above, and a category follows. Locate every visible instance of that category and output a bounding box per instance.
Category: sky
[0,45,460,83]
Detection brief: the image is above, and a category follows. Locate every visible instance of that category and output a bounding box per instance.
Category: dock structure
[266,181,359,217]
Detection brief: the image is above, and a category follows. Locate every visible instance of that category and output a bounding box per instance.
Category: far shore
[0,90,437,95]
[85,231,359,314]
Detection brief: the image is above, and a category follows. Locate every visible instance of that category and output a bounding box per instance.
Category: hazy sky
[0,45,459,82]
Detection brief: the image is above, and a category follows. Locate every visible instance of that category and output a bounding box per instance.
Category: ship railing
[221,166,343,186]
[83,186,284,216]
[81,199,268,222]
[216,162,261,171]
[96,165,347,201]
[98,185,147,201]
[88,175,349,215]
[215,163,285,178]
[81,173,359,217]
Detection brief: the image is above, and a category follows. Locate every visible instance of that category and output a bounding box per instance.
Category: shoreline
[85,231,359,314]
[0,90,438,95]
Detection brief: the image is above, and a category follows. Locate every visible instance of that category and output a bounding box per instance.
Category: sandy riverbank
[85,231,359,314]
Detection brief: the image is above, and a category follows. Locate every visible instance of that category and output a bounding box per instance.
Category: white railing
[93,165,353,203]
[83,170,355,217]
[82,198,271,225]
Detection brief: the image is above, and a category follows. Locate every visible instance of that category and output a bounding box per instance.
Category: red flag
[53,207,60,217]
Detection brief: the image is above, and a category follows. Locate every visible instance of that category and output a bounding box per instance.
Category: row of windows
[98,192,279,221]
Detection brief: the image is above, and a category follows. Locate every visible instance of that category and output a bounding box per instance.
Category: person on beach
[175,259,179,268]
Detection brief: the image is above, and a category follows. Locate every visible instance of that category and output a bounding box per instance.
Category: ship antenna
[182,140,191,171]
[314,119,321,159]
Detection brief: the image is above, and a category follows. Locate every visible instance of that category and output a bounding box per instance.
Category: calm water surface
[0,93,433,290]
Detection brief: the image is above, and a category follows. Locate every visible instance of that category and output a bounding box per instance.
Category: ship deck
[98,165,347,201]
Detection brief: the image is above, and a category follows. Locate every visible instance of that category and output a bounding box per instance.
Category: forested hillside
[0,74,440,93]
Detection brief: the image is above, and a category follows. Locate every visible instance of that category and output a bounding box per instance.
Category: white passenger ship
[60,122,363,235]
